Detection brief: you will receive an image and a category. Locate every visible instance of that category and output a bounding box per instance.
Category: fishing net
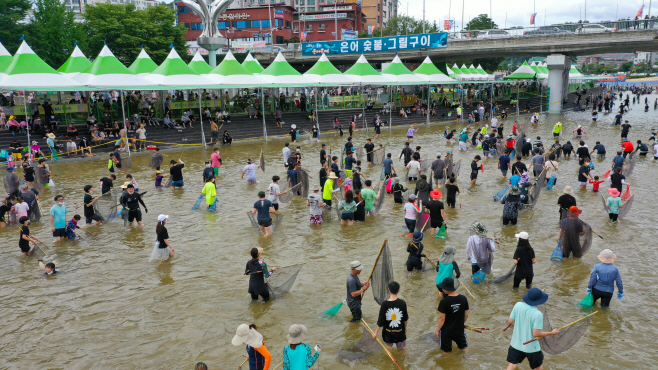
[297,169,310,198]
[515,132,526,156]
[266,263,303,299]
[415,211,430,232]
[453,159,462,177]
[260,151,266,172]
[370,240,394,305]
[444,156,454,178]
[322,204,333,221]
[4,172,19,194]
[492,264,516,283]
[246,212,283,232]
[122,156,133,169]
[372,182,387,213]
[149,153,164,169]
[420,160,432,172]
[372,148,385,166]
[470,233,494,274]
[526,170,546,207]
[496,141,506,155]
[600,195,610,214]
[93,190,119,223]
[163,176,172,188]
[618,193,634,219]
[34,167,49,192]
[28,199,41,222]
[355,147,365,162]
[538,304,592,355]
[31,244,48,259]
[337,326,382,362]
[622,154,636,176]
[278,184,301,203]
[340,151,344,170]
[560,216,593,258]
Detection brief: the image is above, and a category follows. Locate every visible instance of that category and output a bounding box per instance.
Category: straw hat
[328,172,338,179]
[598,249,617,264]
[563,186,573,194]
[46,133,56,139]
[231,324,264,348]
[287,324,307,344]
[607,188,620,197]
[119,181,131,189]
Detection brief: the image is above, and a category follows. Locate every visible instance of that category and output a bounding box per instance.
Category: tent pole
[516,84,520,117]
[540,85,543,114]
[24,92,32,163]
[315,87,319,136]
[198,89,206,148]
[120,90,131,157]
[389,85,392,130]
[262,88,268,143]
[361,85,367,131]
[426,85,430,125]
[490,81,493,121]
[459,83,463,125]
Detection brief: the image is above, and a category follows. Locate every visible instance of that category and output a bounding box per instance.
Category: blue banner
[302,32,447,56]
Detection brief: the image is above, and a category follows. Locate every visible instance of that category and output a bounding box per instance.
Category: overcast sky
[400,0,651,29]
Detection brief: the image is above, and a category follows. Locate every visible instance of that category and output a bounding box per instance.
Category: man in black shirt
[112,146,123,170]
[470,155,481,185]
[319,160,328,190]
[364,139,375,165]
[319,143,327,165]
[511,156,527,176]
[444,177,460,209]
[578,158,592,191]
[620,120,632,139]
[331,156,340,177]
[100,174,116,195]
[400,142,414,166]
[557,186,576,221]
[344,136,354,154]
[169,159,185,189]
[286,151,299,171]
[83,185,102,225]
[119,184,147,227]
[575,141,590,165]
[435,278,469,352]
[521,139,533,157]
[18,216,38,256]
[373,281,408,349]
[425,190,446,234]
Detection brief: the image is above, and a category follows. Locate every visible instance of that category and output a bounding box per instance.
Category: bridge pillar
[546,54,571,114]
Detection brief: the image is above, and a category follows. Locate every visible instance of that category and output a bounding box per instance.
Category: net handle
[559,208,603,239]
[237,358,248,370]
[360,319,402,370]
[424,257,438,268]
[365,238,388,287]
[522,311,598,345]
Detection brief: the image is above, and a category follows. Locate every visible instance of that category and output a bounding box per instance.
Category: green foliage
[466,14,498,30]
[0,0,31,54]
[356,16,441,38]
[619,61,633,72]
[284,36,300,44]
[83,3,189,65]
[473,57,505,72]
[29,0,85,68]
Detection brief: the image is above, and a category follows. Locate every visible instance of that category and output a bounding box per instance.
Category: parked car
[576,24,614,33]
[523,26,571,35]
[477,30,511,39]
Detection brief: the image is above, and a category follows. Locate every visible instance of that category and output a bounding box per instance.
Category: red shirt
[506,138,515,148]
[512,123,518,133]
[621,141,634,152]
[589,180,604,191]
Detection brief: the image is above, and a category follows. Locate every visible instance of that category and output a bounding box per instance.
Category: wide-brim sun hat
[438,277,457,292]
[469,221,487,236]
[430,190,442,199]
[523,287,549,306]
[46,133,56,139]
[598,249,617,263]
[287,324,307,344]
[608,188,620,197]
[439,246,456,265]
[232,324,264,348]
[328,173,338,179]
[412,231,424,243]
[563,186,573,194]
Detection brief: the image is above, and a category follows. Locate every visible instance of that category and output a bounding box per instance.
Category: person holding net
[252,191,276,236]
[435,246,461,290]
[505,288,559,370]
[557,206,588,259]
[466,222,495,275]
[372,281,409,350]
[587,249,623,308]
[406,231,426,272]
[245,247,277,303]
[435,278,469,353]
[347,261,370,322]
[306,184,324,225]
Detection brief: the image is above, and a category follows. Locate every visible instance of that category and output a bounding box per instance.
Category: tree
[0,0,31,54]
[619,61,633,72]
[29,0,86,68]
[465,14,498,31]
[83,4,188,65]
[379,16,440,37]
[473,57,504,72]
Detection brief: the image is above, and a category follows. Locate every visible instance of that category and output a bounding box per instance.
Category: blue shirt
[499,155,510,170]
[383,158,393,174]
[50,204,67,229]
[592,144,606,154]
[588,262,623,294]
[287,169,298,187]
[612,156,625,170]
[510,175,520,186]
[344,156,354,170]
[509,302,543,353]
[253,199,272,221]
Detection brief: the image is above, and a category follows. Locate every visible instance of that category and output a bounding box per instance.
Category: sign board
[302,13,347,20]
[263,33,271,37]
[342,29,357,40]
[253,34,260,37]
[274,8,284,19]
[302,32,448,55]
[321,5,353,11]
[218,12,250,20]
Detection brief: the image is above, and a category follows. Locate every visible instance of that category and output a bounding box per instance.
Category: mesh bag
[122,156,133,169]
[622,154,636,176]
[420,160,432,172]
[266,263,303,299]
[515,132,526,155]
[492,264,516,283]
[372,181,387,213]
[260,151,266,172]
[538,305,592,355]
[372,148,385,166]
[370,240,394,305]
[279,184,301,203]
[355,147,365,162]
[297,169,310,198]
[94,190,119,223]
[149,153,164,169]
[337,326,382,362]
[618,193,634,219]
[34,167,49,192]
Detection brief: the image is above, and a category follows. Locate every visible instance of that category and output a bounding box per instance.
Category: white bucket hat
[232,324,264,348]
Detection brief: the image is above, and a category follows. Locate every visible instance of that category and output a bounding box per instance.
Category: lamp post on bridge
[181,0,234,68]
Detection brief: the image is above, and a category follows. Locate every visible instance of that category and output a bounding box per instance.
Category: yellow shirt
[202,182,217,205]
[323,179,334,200]
[553,124,562,134]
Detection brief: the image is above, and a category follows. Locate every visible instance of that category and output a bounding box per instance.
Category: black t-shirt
[364,143,375,155]
[319,149,326,163]
[445,184,459,201]
[253,199,272,220]
[557,194,576,211]
[437,294,469,336]
[513,246,535,278]
[157,227,169,247]
[331,163,340,176]
[83,194,95,217]
[576,146,590,160]
[511,162,527,176]
[425,200,444,223]
[23,166,35,181]
[621,123,631,134]
[344,156,354,170]
[170,164,185,181]
[377,298,409,344]
[470,160,479,175]
[578,165,590,182]
[562,142,573,152]
[610,173,625,190]
[19,225,30,250]
[100,177,114,194]
[345,142,354,153]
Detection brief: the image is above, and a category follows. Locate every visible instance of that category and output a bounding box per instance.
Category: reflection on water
[0,95,657,369]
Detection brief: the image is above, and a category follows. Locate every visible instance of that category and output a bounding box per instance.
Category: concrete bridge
[256,29,658,66]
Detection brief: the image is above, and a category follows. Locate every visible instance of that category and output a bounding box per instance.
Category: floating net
[560,217,594,258]
[266,263,303,299]
[4,173,19,194]
[297,169,310,198]
[515,132,526,155]
[93,190,119,223]
[260,151,266,172]
[492,264,516,283]
[372,181,387,213]
[246,212,283,232]
[337,326,382,362]
[618,193,634,219]
[34,167,49,192]
[444,156,454,178]
[420,159,432,172]
[122,156,133,169]
[372,148,385,166]
[622,154,636,176]
[370,240,394,305]
[278,184,301,203]
[355,147,365,162]
[538,305,592,355]
[149,153,164,169]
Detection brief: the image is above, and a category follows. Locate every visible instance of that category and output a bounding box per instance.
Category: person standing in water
[245,247,277,302]
[346,260,370,322]
[169,159,185,189]
[202,176,217,210]
[372,281,409,350]
[83,185,102,226]
[18,216,38,256]
[512,232,536,289]
[119,184,148,227]
[252,191,275,236]
[49,195,67,243]
[242,159,260,185]
[149,214,174,262]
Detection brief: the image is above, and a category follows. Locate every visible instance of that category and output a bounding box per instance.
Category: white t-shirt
[491,117,498,128]
[282,147,291,163]
[13,202,29,215]
[136,128,146,140]
[654,143,658,157]
[243,164,259,180]
[406,160,421,177]
[268,183,280,203]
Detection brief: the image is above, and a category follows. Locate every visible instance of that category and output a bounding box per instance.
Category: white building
[634,51,658,65]
[63,0,160,13]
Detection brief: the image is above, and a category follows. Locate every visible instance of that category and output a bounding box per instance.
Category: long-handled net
[560,218,594,258]
[369,240,394,305]
[4,173,18,194]
[260,150,266,172]
[297,169,310,198]
[149,153,164,169]
[622,153,636,176]
[372,148,385,166]
[618,192,635,219]
[515,132,526,155]
[122,156,133,169]
[415,211,430,233]
[355,147,365,162]
[600,195,611,214]
[31,243,48,259]
[537,305,593,355]
[266,263,304,299]
[93,190,119,223]
[452,159,462,177]
[444,156,454,178]
[246,212,283,232]
[340,150,344,170]
[163,176,173,188]
[322,204,334,221]
[278,184,301,203]
[34,167,49,192]
[337,326,382,362]
[28,199,42,222]
[420,159,432,172]
[492,264,516,283]
[372,182,387,213]
[496,141,506,156]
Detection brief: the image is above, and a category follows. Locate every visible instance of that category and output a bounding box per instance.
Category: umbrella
[127,47,159,75]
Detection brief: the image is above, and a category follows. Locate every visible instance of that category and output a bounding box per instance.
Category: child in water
[154,170,168,188]
[66,214,82,239]
[39,260,59,276]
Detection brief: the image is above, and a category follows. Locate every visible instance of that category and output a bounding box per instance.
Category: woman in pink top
[7,116,20,135]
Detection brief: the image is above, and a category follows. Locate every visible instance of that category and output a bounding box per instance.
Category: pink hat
[607,188,620,197]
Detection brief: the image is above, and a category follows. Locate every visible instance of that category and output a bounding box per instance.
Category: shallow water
[1,94,657,369]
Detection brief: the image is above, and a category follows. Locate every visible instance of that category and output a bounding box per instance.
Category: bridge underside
[258,30,658,67]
